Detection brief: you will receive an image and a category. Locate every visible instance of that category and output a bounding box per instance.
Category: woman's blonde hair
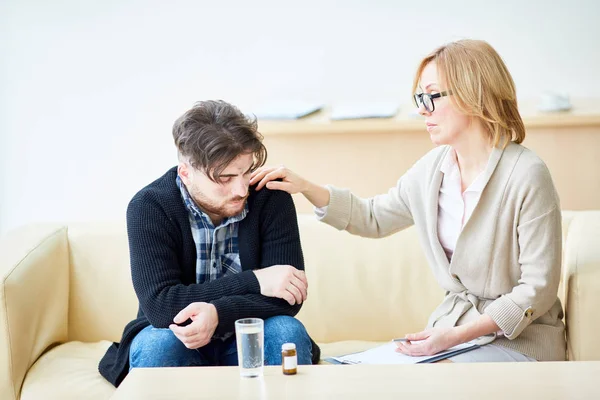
[412,39,525,146]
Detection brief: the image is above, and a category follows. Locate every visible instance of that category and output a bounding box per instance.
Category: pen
[392,338,410,342]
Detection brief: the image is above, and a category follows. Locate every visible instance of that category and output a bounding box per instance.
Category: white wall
[1,0,599,234]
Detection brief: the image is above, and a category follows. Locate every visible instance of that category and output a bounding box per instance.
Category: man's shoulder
[128,167,182,216]
[247,182,294,213]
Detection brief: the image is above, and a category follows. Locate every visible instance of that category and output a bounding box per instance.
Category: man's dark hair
[172,100,267,182]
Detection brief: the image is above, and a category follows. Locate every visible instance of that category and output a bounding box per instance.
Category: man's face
[178,153,254,222]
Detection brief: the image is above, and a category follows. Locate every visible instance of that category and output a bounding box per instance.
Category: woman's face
[417,62,471,147]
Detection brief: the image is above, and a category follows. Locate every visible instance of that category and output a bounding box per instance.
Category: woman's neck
[452,125,494,191]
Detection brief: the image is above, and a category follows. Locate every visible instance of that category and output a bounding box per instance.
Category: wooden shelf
[258,99,600,136]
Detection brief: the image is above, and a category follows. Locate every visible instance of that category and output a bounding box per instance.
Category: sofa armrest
[0,225,70,400]
[564,211,600,361]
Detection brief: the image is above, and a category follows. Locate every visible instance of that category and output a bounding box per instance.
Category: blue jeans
[129,315,312,368]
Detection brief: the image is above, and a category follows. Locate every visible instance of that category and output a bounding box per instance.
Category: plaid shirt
[176,176,247,341]
[176,176,247,285]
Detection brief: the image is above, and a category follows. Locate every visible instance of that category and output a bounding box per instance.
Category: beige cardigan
[320,142,566,361]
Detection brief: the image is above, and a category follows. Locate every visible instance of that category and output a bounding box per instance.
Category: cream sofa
[1,211,599,399]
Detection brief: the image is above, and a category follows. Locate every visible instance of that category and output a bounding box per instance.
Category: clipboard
[416,344,481,363]
[324,341,481,365]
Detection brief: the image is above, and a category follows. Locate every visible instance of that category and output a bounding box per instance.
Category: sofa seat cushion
[21,341,115,400]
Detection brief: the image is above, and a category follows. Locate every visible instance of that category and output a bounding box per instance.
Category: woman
[250,39,566,363]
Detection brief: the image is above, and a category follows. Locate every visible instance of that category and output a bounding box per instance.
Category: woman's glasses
[413,91,451,113]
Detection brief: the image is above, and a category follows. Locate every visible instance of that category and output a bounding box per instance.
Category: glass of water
[235,318,264,378]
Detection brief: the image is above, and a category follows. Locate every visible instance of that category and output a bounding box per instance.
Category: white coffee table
[111,361,600,399]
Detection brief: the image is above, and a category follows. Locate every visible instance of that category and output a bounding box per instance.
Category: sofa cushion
[20,341,115,400]
[295,215,443,343]
[67,223,137,343]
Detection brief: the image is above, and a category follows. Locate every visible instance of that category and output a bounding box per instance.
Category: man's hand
[394,327,462,357]
[253,265,308,305]
[169,302,219,349]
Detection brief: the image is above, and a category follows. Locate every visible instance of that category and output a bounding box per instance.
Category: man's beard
[191,190,247,219]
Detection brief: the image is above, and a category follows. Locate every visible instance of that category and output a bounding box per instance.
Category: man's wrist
[209,303,219,325]
[252,270,263,290]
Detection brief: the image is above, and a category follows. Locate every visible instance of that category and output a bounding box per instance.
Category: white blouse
[437,148,488,261]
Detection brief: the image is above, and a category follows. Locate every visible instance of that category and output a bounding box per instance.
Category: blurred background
[1,0,599,234]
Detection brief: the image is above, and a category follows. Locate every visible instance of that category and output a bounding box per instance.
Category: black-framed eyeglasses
[413,91,451,113]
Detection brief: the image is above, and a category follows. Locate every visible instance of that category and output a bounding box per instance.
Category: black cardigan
[98,167,320,386]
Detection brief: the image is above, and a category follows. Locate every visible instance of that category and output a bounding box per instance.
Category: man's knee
[264,316,307,339]
[264,316,312,365]
[129,326,199,368]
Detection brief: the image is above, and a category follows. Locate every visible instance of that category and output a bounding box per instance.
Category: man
[99,100,319,387]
